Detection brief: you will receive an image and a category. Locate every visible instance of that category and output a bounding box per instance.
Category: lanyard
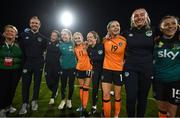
[5,42,14,57]
[5,42,14,49]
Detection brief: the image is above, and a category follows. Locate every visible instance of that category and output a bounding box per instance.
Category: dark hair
[88,31,100,43]
[29,16,41,25]
[52,30,60,37]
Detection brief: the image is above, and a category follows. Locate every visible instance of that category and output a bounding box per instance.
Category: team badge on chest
[37,37,42,42]
[118,42,122,46]
[98,50,103,55]
[145,30,153,37]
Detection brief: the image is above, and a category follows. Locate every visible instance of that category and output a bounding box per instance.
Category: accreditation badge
[4,57,13,66]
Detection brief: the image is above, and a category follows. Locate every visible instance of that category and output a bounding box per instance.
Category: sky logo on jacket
[158,49,179,60]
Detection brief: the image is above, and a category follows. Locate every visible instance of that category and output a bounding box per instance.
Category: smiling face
[131,8,150,28]
[73,32,83,45]
[3,25,17,42]
[29,17,41,32]
[107,21,120,36]
[51,31,59,42]
[87,32,97,46]
[160,16,178,38]
[61,30,71,42]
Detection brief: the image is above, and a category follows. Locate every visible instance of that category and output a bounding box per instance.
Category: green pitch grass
[7,76,180,117]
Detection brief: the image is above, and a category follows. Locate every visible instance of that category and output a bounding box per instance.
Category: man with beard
[18,16,47,115]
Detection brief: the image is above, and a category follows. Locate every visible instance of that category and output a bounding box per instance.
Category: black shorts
[76,70,92,79]
[101,69,124,86]
[153,79,180,105]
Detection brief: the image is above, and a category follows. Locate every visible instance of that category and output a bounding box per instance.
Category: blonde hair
[73,32,84,40]
[4,25,18,34]
[130,8,151,29]
[61,29,72,40]
[73,32,84,46]
[107,20,119,30]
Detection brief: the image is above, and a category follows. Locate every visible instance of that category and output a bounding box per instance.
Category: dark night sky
[0,0,179,38]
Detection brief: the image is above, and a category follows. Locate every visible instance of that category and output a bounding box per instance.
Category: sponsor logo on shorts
[101,75,104,80]
[175,99,180,103]
[23,69,28,73]
[151,76,154,79]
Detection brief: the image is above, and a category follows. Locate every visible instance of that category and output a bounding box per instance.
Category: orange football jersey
[74,44,92,71]
[103,35,126,71]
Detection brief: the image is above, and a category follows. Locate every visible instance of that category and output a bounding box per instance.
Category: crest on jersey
[175,99,180,103]
[145,30,153,37]
[37,37,42,42]
[98,50,103,55]
[158,41,164,48]
[69,46,73,51]
[118,42,122,46]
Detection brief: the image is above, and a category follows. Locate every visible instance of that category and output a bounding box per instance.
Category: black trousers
[45,65,60,98]
[60,68,76,100]
[125,71,152,117]
[92,68,102,106]
[0,69,21,109]
[21,62,43,103]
